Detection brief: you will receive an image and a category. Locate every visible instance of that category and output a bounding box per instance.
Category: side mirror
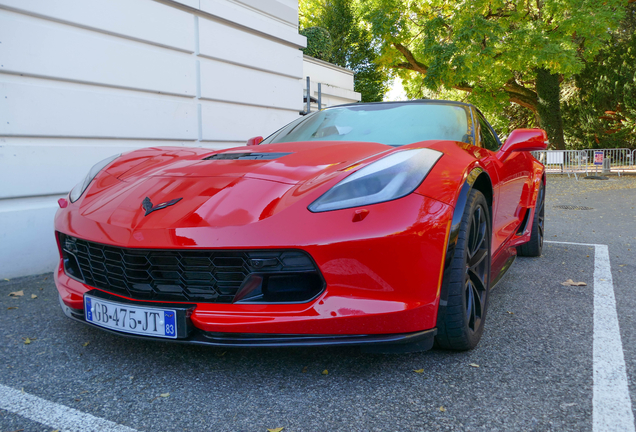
[498,129,548,160]
[246,136,263,146]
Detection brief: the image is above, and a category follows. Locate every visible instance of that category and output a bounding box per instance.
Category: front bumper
[59,294,437,352]
[55,192,452,342]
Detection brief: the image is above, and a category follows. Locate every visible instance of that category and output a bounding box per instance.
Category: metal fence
[531,148,636,178]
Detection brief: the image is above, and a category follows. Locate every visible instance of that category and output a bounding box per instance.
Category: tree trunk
[535,68,566,150]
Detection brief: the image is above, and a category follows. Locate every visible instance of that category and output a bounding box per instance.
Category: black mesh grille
[58,233,320,303]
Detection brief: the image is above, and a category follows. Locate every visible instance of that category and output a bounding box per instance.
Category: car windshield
[262,102,471,146]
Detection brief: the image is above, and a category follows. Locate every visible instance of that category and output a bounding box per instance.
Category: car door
[474,111,530,255]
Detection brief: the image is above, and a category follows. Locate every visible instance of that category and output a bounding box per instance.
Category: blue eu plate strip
[164,311,176,337]
[85,297,92,321]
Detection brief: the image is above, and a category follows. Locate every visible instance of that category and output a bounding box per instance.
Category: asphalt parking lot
[1,174,635,432]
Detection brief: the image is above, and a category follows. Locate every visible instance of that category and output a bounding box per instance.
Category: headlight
[308,148,442,212]
[69,154,121,202]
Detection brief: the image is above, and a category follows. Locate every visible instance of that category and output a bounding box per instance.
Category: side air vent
[515,208,530,235]
[203,152,292,161]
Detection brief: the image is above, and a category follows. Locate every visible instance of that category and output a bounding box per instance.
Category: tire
[517,181,545,257]
[435,189,491,351]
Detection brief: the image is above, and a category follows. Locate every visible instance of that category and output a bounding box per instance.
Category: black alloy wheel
[464,204,489,334]
[436,189,491,351]
[517,181,545,257]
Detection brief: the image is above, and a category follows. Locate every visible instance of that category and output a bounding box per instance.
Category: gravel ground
[549,173,636,195]
[1,174,635,432]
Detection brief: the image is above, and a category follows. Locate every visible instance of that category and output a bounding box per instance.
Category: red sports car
[54,100,547,353]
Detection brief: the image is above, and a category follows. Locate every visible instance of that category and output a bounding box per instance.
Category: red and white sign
[594,151,604,166]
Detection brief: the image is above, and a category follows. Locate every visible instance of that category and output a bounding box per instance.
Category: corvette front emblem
[142,196,182,216]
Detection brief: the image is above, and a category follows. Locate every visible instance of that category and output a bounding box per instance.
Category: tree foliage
[300,0,390,102]
[562,2,636,149]
[363,0,628,148]
[300,27,333,61]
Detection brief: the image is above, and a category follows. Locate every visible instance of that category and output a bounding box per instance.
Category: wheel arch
[450,167,493,233]
[472,172,493,212]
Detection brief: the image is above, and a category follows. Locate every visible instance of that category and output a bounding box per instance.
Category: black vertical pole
[318,83,322,111]
[306,76,311,114]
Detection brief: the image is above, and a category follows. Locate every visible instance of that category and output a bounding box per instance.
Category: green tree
[300,0,390,102]
[364,0,628,149]
[562,1,636,149]
[300,27,333,61]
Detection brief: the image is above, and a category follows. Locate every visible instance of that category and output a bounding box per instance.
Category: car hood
[79,141,393,229]
[110,141,392,184]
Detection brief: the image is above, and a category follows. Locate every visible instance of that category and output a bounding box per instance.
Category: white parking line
[546,241,635,432]
[0,383,139,432]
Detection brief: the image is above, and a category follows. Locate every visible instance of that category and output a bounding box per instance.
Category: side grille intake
[58,233,323,304]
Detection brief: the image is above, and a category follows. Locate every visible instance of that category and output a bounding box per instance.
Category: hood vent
[204,152,292,161]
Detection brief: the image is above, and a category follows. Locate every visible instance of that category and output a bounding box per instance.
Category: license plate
[84,295,177,339]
